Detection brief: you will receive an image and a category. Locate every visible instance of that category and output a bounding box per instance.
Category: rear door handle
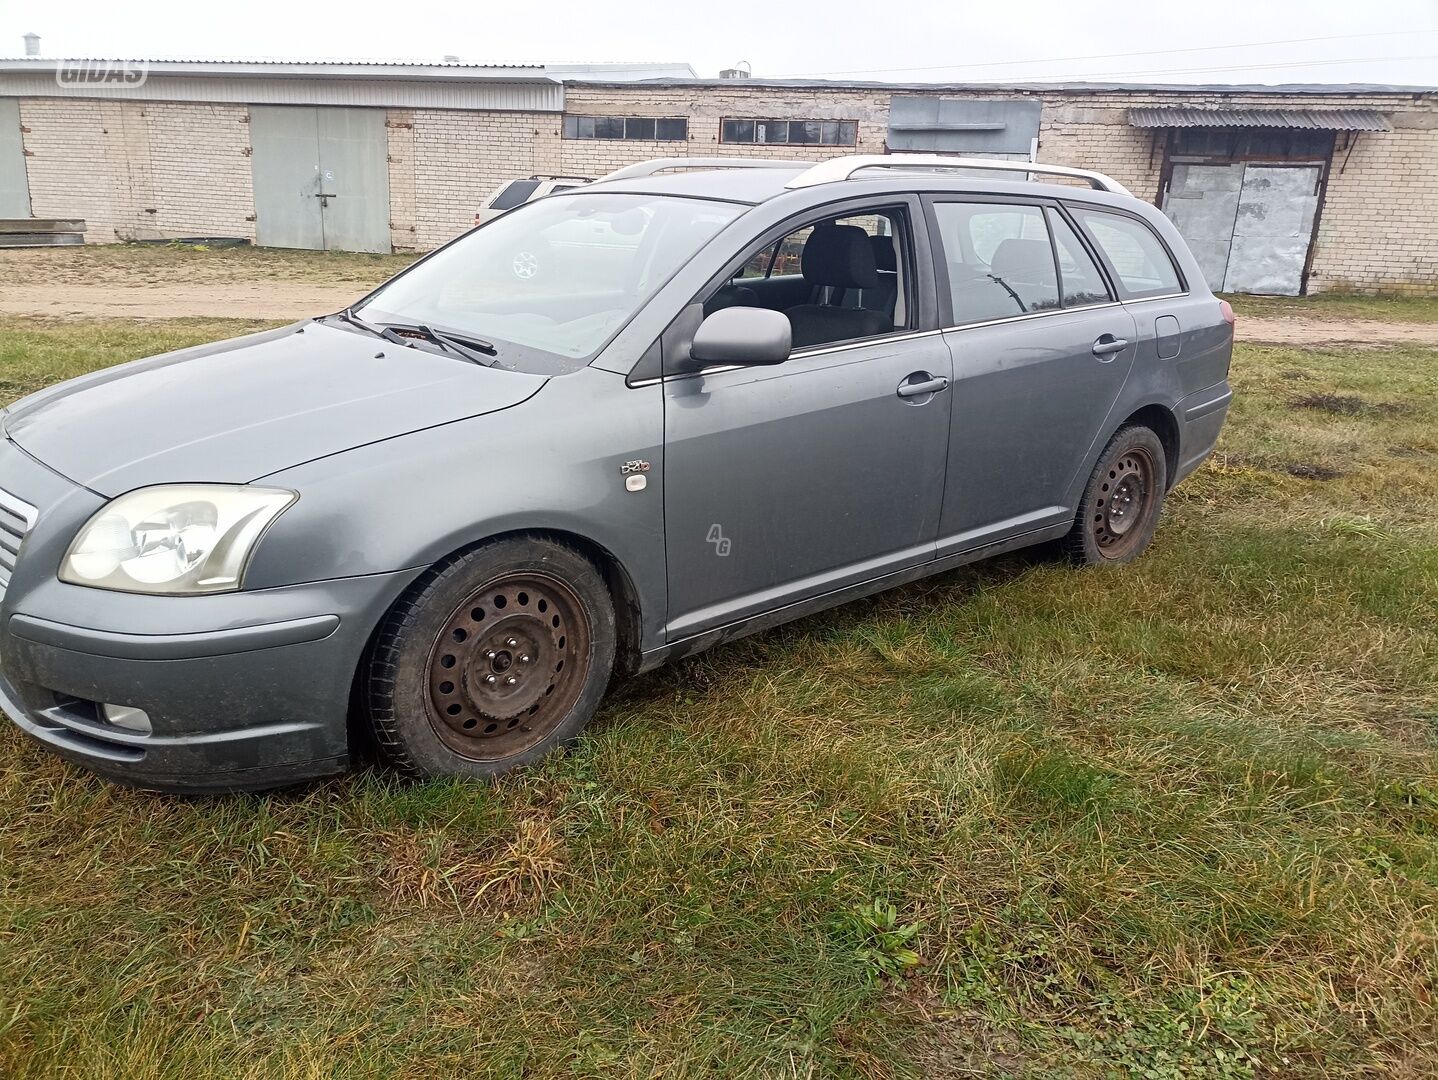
[896,374,950,399]
[1092,335,1129,358]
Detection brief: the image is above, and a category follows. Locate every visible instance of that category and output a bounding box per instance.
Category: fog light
[101,703,151,735]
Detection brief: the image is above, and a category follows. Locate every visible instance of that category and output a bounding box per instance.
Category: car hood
[4,322,547,495]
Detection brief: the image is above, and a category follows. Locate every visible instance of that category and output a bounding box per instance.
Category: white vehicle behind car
[474,175,593,226]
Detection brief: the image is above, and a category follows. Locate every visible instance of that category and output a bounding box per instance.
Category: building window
[721,118,858,146]
[562,115,688,141]
[1170,127,1334,161]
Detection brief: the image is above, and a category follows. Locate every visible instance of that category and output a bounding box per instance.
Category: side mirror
[689,307,792,367]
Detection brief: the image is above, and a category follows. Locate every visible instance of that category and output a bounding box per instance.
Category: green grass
[1226,291,1438,324]
[1,313,1437,1077]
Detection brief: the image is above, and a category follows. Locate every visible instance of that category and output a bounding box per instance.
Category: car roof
[581,166,1139,212]
[581,167,807,204]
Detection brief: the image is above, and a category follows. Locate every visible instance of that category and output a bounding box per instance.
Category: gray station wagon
[0,154,1233,791]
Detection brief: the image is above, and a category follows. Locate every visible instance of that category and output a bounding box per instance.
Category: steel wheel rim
[1093,446,1155,558]
[424,571,590,760]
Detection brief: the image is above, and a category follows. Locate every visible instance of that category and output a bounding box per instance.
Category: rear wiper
[386,322,500,366]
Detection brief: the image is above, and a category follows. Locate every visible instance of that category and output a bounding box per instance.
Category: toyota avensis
[0,155,1233,791]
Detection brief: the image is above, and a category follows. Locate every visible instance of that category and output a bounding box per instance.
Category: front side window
[700,208,909,350]
[358,193,743,372]
[1068,207,1183,298]
[933,202,1059,323]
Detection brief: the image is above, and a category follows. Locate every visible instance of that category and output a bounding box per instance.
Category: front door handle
[896,373,950,399]
[1092,335,1129,358]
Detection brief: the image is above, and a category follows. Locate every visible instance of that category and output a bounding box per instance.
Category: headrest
[990,238,1056,284]
[802,224,879,289]
[870,235,897,273]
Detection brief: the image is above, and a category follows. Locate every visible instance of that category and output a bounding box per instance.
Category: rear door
[927,197,1137,553]
[1067,204,1228,399]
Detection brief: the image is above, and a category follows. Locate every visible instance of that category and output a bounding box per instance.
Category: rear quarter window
[489,179,541,211]
[1069,207,1183,299]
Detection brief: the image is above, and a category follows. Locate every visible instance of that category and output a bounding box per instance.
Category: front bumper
[0,431,421,792]
[0,570,420,792]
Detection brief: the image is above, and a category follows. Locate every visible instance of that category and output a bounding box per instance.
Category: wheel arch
[1116,402,1181,489]
[350,526,646,708]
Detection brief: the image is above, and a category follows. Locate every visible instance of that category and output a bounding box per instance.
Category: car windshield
[356,193,745,373]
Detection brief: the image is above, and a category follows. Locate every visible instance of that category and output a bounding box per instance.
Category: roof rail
[784,155,1132,196]
[599,157,816,183]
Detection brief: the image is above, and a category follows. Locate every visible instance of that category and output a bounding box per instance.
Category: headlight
[61,485,297,595]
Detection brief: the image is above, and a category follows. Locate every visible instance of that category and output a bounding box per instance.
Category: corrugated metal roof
[1128,106,1393,131]
[571,77,1438,95]
[0,58,552,79]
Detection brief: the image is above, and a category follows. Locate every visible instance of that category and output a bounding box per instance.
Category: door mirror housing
[689,307,792,367]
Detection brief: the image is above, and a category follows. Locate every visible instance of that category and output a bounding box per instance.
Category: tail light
[1219,299,1236,327]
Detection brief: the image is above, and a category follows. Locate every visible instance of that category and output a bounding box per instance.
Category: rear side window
[932,202,1059,323]
[489,180,541,211]
[1046,208,1112,308]
[1068,207,1183,298]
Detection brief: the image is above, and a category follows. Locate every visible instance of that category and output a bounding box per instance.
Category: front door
[662,202,951,640]
[928,199,1137,551]
[250,106,391,253]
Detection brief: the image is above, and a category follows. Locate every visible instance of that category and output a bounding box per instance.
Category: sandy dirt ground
[4,247,1437,345]
[1233,317,1438,348]
[0,282,367,321]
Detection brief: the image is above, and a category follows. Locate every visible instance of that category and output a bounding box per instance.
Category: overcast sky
[3,0,1436,85]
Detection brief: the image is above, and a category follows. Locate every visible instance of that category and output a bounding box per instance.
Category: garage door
[1163,162,1321,296]
[0,99,30,218]
[250,106,390,253]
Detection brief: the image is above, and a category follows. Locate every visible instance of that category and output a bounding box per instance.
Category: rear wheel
[366,537,615,780]
[1062,425,1168,565]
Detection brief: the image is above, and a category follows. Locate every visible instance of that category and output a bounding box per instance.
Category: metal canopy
[1129,106,1391,132]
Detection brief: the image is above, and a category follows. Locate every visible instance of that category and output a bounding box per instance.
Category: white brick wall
[18,98,253,243]
[20,98,119,242]
[14,85,1438,293]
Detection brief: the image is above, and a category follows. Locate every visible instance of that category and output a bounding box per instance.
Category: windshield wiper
[335,307,407,346]
[333,309,498,366]
[387,322,500,366]
[986,274,1028,314]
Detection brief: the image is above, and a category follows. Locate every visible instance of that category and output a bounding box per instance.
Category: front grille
[0,485,38,603]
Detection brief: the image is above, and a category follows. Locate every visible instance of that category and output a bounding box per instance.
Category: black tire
[1062,425,1168,566]
[366,536,615,780]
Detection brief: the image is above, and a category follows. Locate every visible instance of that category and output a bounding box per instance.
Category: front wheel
[365,537,615,780]
[1062,425,1168,565]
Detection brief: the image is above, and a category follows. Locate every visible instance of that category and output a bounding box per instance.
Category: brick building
[1,59,1434,295]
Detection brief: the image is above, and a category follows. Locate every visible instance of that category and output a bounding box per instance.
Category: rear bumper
[1173,381,1232,485]
[0,570,419,793]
